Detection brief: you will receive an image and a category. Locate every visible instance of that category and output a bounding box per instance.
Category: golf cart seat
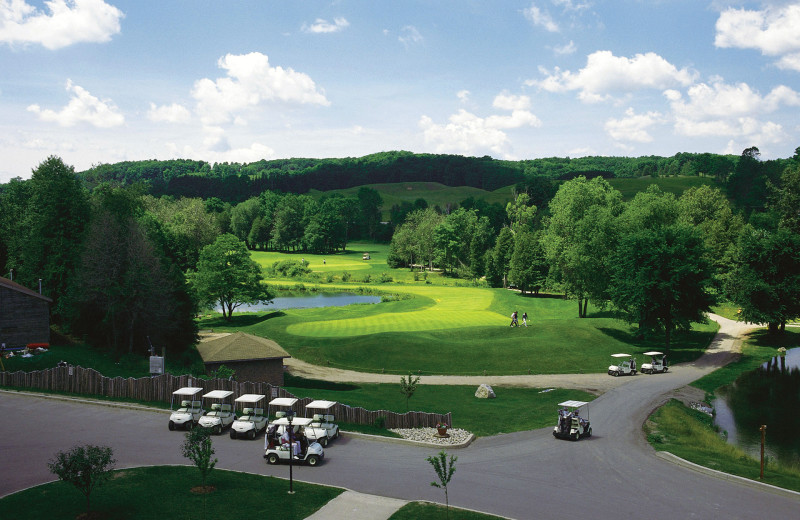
[312,414,324,422]
[191,401,202,409]
[181,400,191,408]
[253,408,264,416]
[324,414,335,422]
[243,408,254,416]
[220,404,231,412]
[275,411,286,418]
[211,403,221,411]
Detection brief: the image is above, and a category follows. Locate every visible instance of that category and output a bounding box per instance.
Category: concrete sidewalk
[305,490,408,520]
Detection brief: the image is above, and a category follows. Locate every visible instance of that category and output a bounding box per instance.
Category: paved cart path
[3,315,798,520]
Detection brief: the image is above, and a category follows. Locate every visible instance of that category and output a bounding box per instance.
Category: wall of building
[204,359,285,386]
[0,286,50,347]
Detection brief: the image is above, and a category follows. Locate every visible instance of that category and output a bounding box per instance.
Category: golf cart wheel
[586,427,592,438]
[213,424,222,435]
[186,421,193,430]
[572,431,580,441]
[613,371,619,377]
[266,453,279,465]
[333,430,339,439]
[307,455,320,466]
[168,420,175,431]
[247,429,256,440]
[230,430,237,440]
[320,437,328,447]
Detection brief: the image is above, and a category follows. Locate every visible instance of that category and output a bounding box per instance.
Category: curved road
[1,316,798,519]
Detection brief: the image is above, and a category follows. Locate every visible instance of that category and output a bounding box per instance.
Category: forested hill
[75,150,746,202]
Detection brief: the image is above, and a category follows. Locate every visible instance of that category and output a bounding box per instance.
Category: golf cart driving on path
[264,416,324,466]
[304,400,340,447]
[608,353,637,376]
[641,351,668,374]
[230,394,268,440]
[168,387,203,431]
[553,400,592,441]
[198,390,236,434]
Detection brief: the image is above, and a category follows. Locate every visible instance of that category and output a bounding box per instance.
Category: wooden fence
[0,365,451,429]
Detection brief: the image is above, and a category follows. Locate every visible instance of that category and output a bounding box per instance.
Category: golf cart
[168,387,203,431]
[197,390,235,434]
[230,394,268,440]
[553,400,592,441]
[608,353,637,376]
[641,351,668,374]
[304,400,340,447]
[264,416,324,466]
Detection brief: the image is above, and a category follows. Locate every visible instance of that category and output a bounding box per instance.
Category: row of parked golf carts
[607,351,668,376]
[168,389,338,466]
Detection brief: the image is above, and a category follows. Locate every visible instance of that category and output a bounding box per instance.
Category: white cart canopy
[202,390,234,399]
[611,353,632,358]
[272,417,313,426]
[558,400,589,408]
[643,351,664,356]
[235,394,266,404]
[306,400,337,410]
[269,397,298,407]
[173,387,202,396]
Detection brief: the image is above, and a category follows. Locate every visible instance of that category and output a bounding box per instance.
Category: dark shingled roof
[197,331,290,363]
[0,277,53,303]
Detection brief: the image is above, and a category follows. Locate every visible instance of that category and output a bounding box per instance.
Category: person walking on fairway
[522,312,528,327]
[510,311,518,327]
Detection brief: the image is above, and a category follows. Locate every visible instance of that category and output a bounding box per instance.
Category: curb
[656,451,800,500]
[341,430,476,449]
[0,389,167,415]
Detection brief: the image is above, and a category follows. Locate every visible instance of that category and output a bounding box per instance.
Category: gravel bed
[389,427,473,445]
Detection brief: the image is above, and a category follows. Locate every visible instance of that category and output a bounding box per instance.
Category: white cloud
[27,79,124,127]
[523,4,559,32]
[457,90,470,103]
[552,0,591,13]
[715,4,800,71]
[493,92,532,110]
[167,141,277,165]
[553,40,577,55]
[302,17,349,34]
[147,102,191,123]
[0,0,123,49]
[191,52,330,126]
[604,107,663,143]
[399,25,423,47]
[527,50,697,103]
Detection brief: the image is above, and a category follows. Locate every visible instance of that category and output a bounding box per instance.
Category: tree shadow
[200,311,286,328]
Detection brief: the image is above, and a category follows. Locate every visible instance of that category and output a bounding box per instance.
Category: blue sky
[1,0,799,183]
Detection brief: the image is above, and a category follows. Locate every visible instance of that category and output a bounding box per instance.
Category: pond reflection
[215,293,381,313]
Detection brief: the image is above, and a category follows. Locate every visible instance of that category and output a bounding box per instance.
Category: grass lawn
[644,399,800,492]
[0,466,342,520]
[390,502,506,520]
[285,375,596,437]
[608,176,718,201]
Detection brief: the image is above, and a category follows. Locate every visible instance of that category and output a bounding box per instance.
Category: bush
[379,272,393,283]
[268,260,311,278]
[48,444,116,516]
[341,271,351,282]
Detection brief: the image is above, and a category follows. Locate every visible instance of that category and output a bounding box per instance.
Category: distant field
[608,176,719,201]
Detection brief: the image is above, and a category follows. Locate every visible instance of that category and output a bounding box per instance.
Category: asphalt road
[2,316,798,519]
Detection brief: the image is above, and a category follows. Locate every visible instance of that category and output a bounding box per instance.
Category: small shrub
[362,274,372,283]
[379,272,393,283]
[48,444,116,516]
[341,271,351,282]
[326,273,335,283]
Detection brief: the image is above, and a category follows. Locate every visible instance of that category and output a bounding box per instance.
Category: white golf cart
[197,390,235,434]
[304,400,340,447]
[553,400,592,441]
[230,394,268,440]
[168,387,203,431]
[641,351,668,374]
[264,416,324,466]
[608,353,637,376]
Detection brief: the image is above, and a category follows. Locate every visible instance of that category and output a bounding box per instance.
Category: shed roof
[197,331,290,363]
[0,277,53,303]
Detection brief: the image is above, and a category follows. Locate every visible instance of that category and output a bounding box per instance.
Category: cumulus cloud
[527,50,697,103]
[553,40,577,55]
[0,0,123,49]
[715,4,800,71]
[191,52,330,126]
[523,4,559,32]
[147,102,191,123]
[604,107,663,143]
[665,79,799,144]
[27,79,124,127]
[399,25,423,47]
[419,96,541,158]
[302,17,349,34]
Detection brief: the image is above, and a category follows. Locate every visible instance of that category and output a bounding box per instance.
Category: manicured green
[608,176,717,201]
[644,400,800,491]
[0,466,343,520]
[390,501,507,520]
[284,375,594,437]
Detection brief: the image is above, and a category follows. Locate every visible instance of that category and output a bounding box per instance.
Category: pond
[215,293,381,313]
[712,347,800,466]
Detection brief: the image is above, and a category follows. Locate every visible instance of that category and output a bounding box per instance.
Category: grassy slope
[1,466,342,520]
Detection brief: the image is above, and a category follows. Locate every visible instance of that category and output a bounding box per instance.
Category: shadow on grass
[596,326,714,363]
[747,328,800,349]
[200,311,286,328]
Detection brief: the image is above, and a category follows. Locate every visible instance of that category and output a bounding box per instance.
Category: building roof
[0,277,53,303]
[197,331,290,364]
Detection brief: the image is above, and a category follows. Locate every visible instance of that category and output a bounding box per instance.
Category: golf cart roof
[306,400,337,410]
[272,416,313,426]
[611,353,632,358]
[235,394,266,403]
[643,351,664,356]
[269,397,298,407]
[172,387,203,396]
[202,390,234,399]
[558,400,589,408]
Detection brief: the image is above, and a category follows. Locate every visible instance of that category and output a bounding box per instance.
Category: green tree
[48,444,116,516]
[426,450,457,519]
[189,234,273,321]
[505,192,537,234]
[727,226,800,333]
[769,162,800,234]
[509,231,548,294]
[400,373,421,412]
[230,197,262,247]
[357,186,383,240]
[493,227,515,288]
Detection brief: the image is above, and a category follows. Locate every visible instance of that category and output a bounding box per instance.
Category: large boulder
[475,384,496,399]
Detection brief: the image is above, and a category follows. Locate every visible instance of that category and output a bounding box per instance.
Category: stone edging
[656,451,800,500]
[341,430,476,449]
